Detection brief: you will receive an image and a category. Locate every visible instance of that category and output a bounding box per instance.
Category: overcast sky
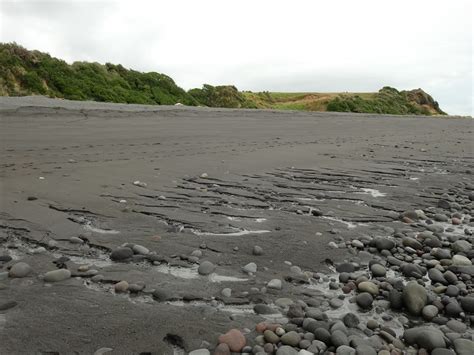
[1,0,472,115]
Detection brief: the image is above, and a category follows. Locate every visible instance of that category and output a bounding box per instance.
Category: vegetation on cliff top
[0,42,198,105]
[0,43,446,115]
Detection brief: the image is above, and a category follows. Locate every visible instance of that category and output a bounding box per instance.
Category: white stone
[452,254,472,266]
[268,279,282,290]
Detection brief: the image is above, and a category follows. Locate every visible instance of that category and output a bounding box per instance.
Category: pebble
[221,288,232,298]
[110,248,133,261]
[402,281,427,315]
[133,180,147,187]
[254,304,278,315]
[253,246,263,255]
[287,304,305,318]
[343,313,359,328]
[375,238,395,251]
[356,292,373,309]
[43,269,71,282]
[330,298,343,308]
[453,338,474,355]
[422,305,439,320]
[275,298,294,308]
[69,236,84,244]
[331,330,349,347]
[213,344,230,355]
[402,237,423,250]
[370,264,386,277]
[267,279,282,290]
[198,261,215,275]
[128,283,145,293]
[132,244,149,255]
[452,254,471,266]
[191,250,203,257]
[218,329,246,352]
[264,330,280,343]
[460,296,474,313]
[403,327,446,350]
[358,281,379,295]
[242,262,257,274]
[9,262,32,278]
[428,268,447,285]
[275,327,285,336]
[114,281,129,293]
[336,263,355,273]
[336,345,356,355]
[77,265,89,272]
[356,345,376,355]
[280,331,300,346]
[446,319,467,333]
[366,319,378,330]
[451,240,471,253]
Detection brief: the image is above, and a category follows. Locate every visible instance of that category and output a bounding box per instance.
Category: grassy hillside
[0,42,446,115]
[242,88,446,115]
[0,42,198,105]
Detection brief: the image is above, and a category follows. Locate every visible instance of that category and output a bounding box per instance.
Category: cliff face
[403,89,446,115]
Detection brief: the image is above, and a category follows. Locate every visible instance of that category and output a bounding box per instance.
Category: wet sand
[0,96,472,354]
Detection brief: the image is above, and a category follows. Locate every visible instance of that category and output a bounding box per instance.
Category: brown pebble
[256,322,267,333]
[218,329,246,352]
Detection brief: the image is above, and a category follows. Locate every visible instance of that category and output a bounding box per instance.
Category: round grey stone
[254,304,278,315]
[356,292,373,309]
[342,313,359,328]
[331,330,349,347]
[280,331,300,346]
[402,281,427,315]
[264,330,280,344]
[460,296,474,313]
[267,279,282,290]
[374,238,395,251]
[43,269,71,282]
[198,260,215,275]
[132,244,149,255]
[110,248,133,261]
[370,264,386,277]
[422,305,439,320]
[9,262,32,278]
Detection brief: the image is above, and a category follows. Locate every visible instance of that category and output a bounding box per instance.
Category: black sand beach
[0,97,472,354]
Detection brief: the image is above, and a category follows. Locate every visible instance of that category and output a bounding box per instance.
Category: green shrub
[0,42,198,106]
